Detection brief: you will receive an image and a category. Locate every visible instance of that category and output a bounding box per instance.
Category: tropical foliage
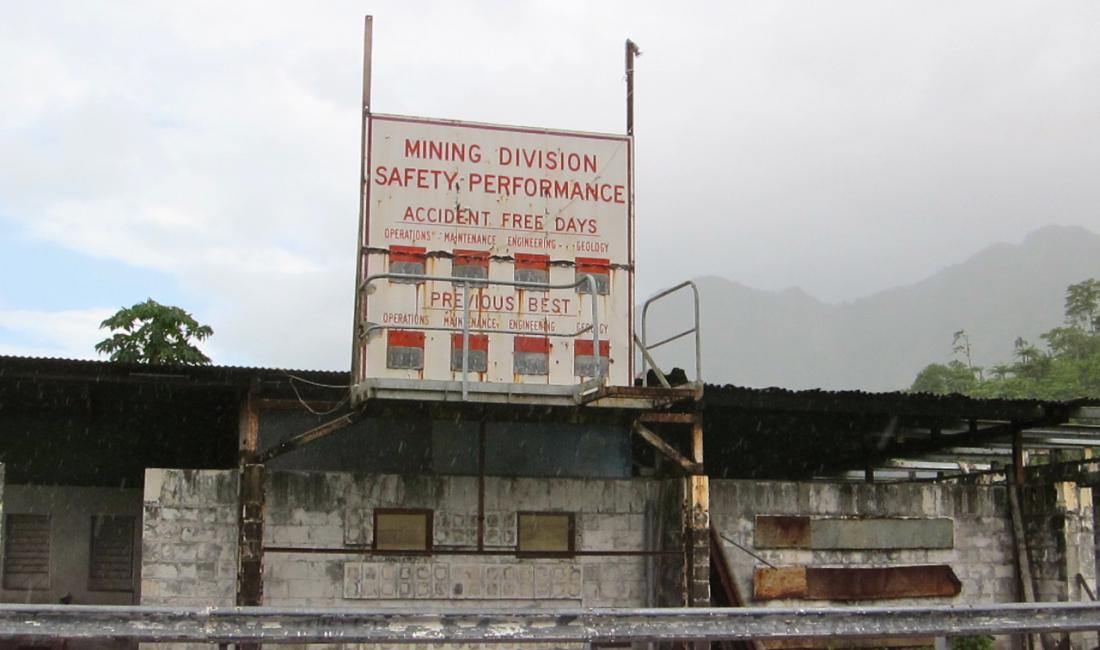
[95,299,214,365]
[911,279,1100,399]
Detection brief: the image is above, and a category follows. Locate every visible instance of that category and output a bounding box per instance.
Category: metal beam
[5,603,1100,643]
[633,421,703,474]
[258,411,361,463]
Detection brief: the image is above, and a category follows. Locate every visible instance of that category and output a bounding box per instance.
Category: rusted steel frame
[633,421,703,474]
[258,411,362,464]
[8,602,1100,643]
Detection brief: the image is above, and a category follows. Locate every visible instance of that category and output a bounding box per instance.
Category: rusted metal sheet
[758,636,934,650]
[754,566,809,600]
[754,565,962,601]
[755,516,811,549]
[754,517,954,550]
[354,114,634,394]
[4,602,1100,642]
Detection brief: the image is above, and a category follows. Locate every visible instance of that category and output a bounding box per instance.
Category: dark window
[517,512,574,555]
[3,514,50,590]
[88,515,135,592]
[374,509,433,553]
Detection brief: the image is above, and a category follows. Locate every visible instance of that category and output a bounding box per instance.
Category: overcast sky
[2,1,1098,369]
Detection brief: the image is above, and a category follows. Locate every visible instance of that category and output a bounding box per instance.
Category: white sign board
[354,114,633,389]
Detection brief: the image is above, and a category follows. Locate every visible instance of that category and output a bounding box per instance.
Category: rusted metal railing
[639,280,702,387]
[5,602,1100,643]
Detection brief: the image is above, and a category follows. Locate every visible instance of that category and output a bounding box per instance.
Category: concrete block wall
[140,468,238,608]
[262,471,657,610]
[710,480,1018,606]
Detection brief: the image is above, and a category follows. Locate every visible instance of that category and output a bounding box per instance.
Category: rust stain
[754,516,810,549]
[753,566,807,600]
[754,565,961,601]
[759,637,934,650]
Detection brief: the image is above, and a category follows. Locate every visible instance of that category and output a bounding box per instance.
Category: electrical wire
[719,533,777,569]
[283,372,351,416]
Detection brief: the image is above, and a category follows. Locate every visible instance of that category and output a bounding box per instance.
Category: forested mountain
[641,225,1100,391]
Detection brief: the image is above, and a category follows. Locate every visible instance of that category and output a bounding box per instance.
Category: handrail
[358,272,603,401]
[639,280,702,385]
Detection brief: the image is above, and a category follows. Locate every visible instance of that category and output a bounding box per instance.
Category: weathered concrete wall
[263,472,655,609]
[140,469,237,607]
[710,480,1018,606]
[0,484,142,605]
[1021,481,1097,650]
[1022,482,1096,602]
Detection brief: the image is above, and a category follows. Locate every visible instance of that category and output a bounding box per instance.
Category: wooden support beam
[258,411,362,464]
[1013,425,1026,486]
[637,412,698,424]
[236,387,264,633]
[633,421,702,474]
[692,414,704,464]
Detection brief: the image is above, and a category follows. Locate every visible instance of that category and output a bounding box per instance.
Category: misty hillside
[641,225,1100,391]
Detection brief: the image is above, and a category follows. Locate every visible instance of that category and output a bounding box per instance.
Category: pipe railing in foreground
[640,280,702,386]
[4,602,1100,643]
[358,272,604,401]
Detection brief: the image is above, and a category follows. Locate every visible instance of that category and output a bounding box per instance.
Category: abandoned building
[2,353,1099,648]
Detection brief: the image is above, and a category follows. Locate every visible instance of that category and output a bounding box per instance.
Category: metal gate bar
[3,602,1100,643]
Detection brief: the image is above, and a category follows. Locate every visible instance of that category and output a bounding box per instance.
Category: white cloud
[0,308,114,360]
[2,0,1100,369]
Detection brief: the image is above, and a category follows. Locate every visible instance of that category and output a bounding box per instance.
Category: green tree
[95,299,214,365]
[912,279,1100,400]
[911,360,979,395]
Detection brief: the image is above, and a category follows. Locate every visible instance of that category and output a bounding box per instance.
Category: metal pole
[462,282,471,401]
[351,16,373,382]
[626,39,641,136]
